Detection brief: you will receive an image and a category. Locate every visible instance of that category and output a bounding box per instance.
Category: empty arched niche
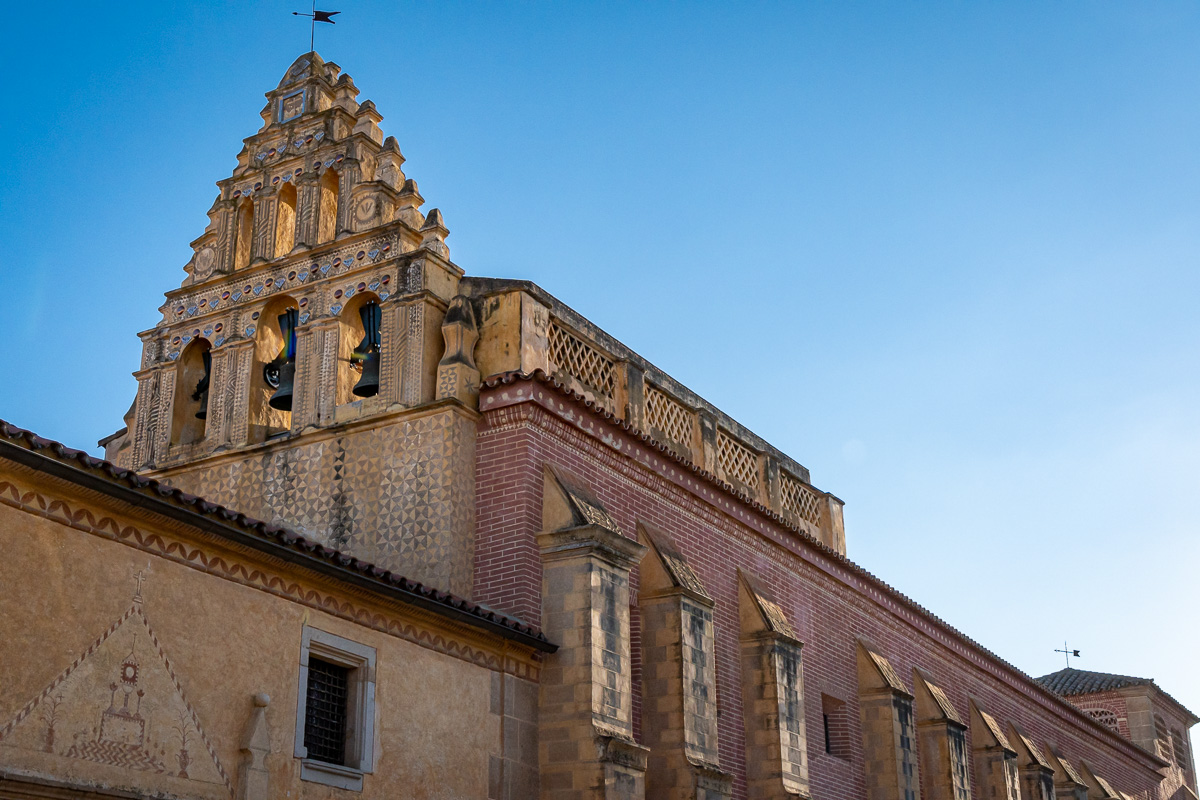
[248,296,299,443]
[275,182,297,258]
[234,198,255,270]
[318,168,339,244]
[170,338,212,447]
[336,291,383,406]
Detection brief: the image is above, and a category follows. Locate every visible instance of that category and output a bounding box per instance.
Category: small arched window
[318,168,339,244]
[336,293,382,406]
[234,198,255,270]
[170,338,212,446]
[248,296,298,443]
[275,182,297,258]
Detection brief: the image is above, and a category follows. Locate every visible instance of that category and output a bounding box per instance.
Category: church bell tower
[106,53,479,594]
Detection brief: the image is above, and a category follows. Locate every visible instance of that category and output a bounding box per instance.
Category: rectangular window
[295,627,376,792]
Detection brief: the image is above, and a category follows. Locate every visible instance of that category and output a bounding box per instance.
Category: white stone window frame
[294,626,377,792]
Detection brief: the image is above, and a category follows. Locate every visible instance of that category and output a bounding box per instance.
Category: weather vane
[1055,641,1081,668]
[293,1,341,53]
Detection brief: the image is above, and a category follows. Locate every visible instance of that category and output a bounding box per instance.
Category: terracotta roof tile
[1036,668,1153,697]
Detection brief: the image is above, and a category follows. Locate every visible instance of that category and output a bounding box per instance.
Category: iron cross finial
[293,1,341,53]
[1055,641,1081,668]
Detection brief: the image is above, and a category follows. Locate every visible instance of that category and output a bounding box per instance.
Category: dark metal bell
[192,349,212,419]
[351,302,382,398]
[268,361,296,411]
[352,352,380,397]
[268,308,299,411]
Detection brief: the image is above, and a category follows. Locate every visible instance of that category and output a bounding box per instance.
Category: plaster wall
[0,477,513,800]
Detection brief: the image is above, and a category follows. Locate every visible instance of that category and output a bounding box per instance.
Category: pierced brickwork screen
[547,322,615,399]
[717,429,759,491]
[645,384,693,455]
[305,658,350,765]
[1083,707,1119,732]
[780,472,821,525]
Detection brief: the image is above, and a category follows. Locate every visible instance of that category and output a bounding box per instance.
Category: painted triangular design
[0,600,233,797]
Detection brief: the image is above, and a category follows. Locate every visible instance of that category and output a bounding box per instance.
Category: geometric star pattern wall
[164,408,475,595]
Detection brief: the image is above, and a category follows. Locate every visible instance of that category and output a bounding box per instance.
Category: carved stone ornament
[353,194,378,228]
[193,247,217,281]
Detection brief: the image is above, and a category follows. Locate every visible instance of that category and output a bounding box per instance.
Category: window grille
[295,627,376,791]
[717,429,759,490]
[645,384,693,454]
[304,658,350,765]
[780,472,821,525]
[547,322,615,399]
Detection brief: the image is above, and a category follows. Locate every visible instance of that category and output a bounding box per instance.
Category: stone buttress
[856,639,921,800]
[537,465,649,800]
[912,669,971,800]
[738,570,812,799]
[637,522,733,800]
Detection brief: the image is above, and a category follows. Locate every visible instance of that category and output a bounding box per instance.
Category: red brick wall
[474,380,1170,800]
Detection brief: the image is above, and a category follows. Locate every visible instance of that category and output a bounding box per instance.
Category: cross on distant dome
[1055,641,1081,668]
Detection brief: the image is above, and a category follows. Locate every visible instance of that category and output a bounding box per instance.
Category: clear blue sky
[2,2,1197,716]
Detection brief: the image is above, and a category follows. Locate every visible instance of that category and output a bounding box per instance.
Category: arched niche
[318,168,339,244]
[170,338,212,447]
[234,198,255,270]
[248,295,299,443]
[275,182,297,258]
[336,291,383,406]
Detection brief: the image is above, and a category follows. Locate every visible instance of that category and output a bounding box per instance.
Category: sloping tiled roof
[1036,668,1154,697]
[1036,668,1197,724]
[0,419,554,653]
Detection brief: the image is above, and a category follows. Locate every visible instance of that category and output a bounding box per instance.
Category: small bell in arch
[351,302,382,398]
[192,349,212,419]
[266,308,299,411]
